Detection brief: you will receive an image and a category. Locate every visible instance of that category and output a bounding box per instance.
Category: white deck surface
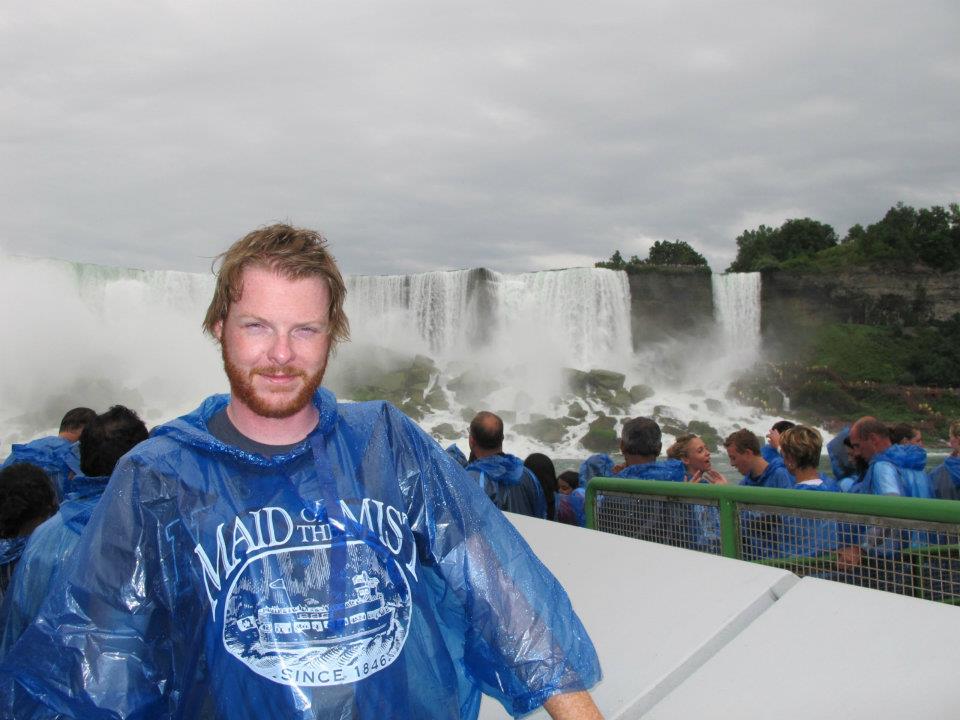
[479,515,797,719]
[644,575,960,720]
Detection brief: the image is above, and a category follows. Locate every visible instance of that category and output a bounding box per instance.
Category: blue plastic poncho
[0,474,110,658]
[1,436,80,500]
[930,456,960,500]
[554,490,586,527]
[578,454,614,489]
[0,538,27,608]
[0,391,599,719]
[826,427,857,482]
[464,454,547,519]
[444,444,468,468]
[853,444,932,498]
[738,456,795,490]
[614,459,685,482]
[760,444,781,463]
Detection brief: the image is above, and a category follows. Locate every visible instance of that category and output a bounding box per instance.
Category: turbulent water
[0,253,785,460]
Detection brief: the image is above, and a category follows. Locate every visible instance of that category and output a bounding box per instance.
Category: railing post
[719,496,739,559]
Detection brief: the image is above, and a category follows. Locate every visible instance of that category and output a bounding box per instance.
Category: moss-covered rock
[687,420,722,451]
[515,418,567,445]
[587,369,626,392]
[578,415,620,452]
[430,423,460,441]
[628,384,654,403]
[567,401,588,419]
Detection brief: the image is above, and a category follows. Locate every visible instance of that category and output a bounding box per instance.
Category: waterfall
[347,267,633,369]
[711,272,762,368]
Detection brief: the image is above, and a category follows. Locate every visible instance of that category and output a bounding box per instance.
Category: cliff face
[627,269,714,348]
[760,268,960,354]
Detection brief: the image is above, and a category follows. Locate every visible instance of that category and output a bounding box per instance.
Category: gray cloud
[2,0,957,274]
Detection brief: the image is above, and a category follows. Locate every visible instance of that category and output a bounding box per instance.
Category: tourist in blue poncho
[1,408,94,499]
[0,464,59,606]
[773,426,840,560]
[849,417,931,498]
[826,426,862,492]
[555,471,586,527]
[724,429,795,489]
[613,418,684,482]
[760,420,794,464]
[579,453,614,488]
[0,226,600,720]
[464,412,547,519]
[0,406,149,658]
[665,434,726,552]
[608,418,690,547]
[930,420,960,501]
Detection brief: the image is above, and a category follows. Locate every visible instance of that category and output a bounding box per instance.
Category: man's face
[726,445,754,475]
[849,429,880,462]
[216,265,332,420]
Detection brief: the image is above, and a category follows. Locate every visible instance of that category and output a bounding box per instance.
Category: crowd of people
[440,411,960,531]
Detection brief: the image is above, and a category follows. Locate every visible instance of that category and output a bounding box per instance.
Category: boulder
[628,384,655,403]
[688,420,722,451]
[567,401,588,419]
[515,418,567,445]
[430,423,460,441]
[705,398,723,413]
[587,369,626,391]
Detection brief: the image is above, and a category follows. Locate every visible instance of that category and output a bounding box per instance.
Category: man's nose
[267,333,293,365]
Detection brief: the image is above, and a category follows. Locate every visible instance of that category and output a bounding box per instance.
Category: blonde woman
[667,434,726,484]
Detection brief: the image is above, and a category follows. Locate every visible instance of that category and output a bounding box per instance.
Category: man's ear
[213,320,223,342]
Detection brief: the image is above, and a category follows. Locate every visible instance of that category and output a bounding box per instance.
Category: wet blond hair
[780,425,823,470]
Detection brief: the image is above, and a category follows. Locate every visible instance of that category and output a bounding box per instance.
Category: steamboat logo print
[222,539,412,687]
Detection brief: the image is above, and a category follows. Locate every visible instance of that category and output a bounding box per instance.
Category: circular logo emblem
[222,539,411,686]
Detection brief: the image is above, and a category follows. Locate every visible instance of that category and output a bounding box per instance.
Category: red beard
[222,350,325,420]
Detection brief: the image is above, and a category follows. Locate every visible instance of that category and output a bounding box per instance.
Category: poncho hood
[875,443,927,472]
[466,453,526,486]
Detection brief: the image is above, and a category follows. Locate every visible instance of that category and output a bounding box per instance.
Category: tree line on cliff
[596,202,960,274]
[727,202,960,273]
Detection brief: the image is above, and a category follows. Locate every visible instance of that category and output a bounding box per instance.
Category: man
[724,429,794,489]
[464,412,547,519]
[613,418,684,482]
[838,417,931,580]
[612,418,690,547]
[848,416,931,498]
[1,407,96,498]
[0,405,149,657]
[0,225,600,719]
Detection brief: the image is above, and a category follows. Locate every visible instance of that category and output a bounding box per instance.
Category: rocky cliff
[626,268,714,348]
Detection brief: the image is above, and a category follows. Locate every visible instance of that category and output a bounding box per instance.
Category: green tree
[646,240,708,267]
[727,224,778,271]
[771,218,838,260]
[595,250,626,270]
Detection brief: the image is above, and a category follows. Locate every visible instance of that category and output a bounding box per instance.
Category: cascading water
[345,267,632,368]
[1,252,788,463]
[711,272,762,371]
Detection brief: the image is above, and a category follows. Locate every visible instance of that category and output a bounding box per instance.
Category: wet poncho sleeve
[393,412,601,715]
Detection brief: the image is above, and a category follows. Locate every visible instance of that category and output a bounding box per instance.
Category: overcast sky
[2,1,957,275]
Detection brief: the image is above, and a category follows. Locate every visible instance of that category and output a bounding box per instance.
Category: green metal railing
[585,478,960,604]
